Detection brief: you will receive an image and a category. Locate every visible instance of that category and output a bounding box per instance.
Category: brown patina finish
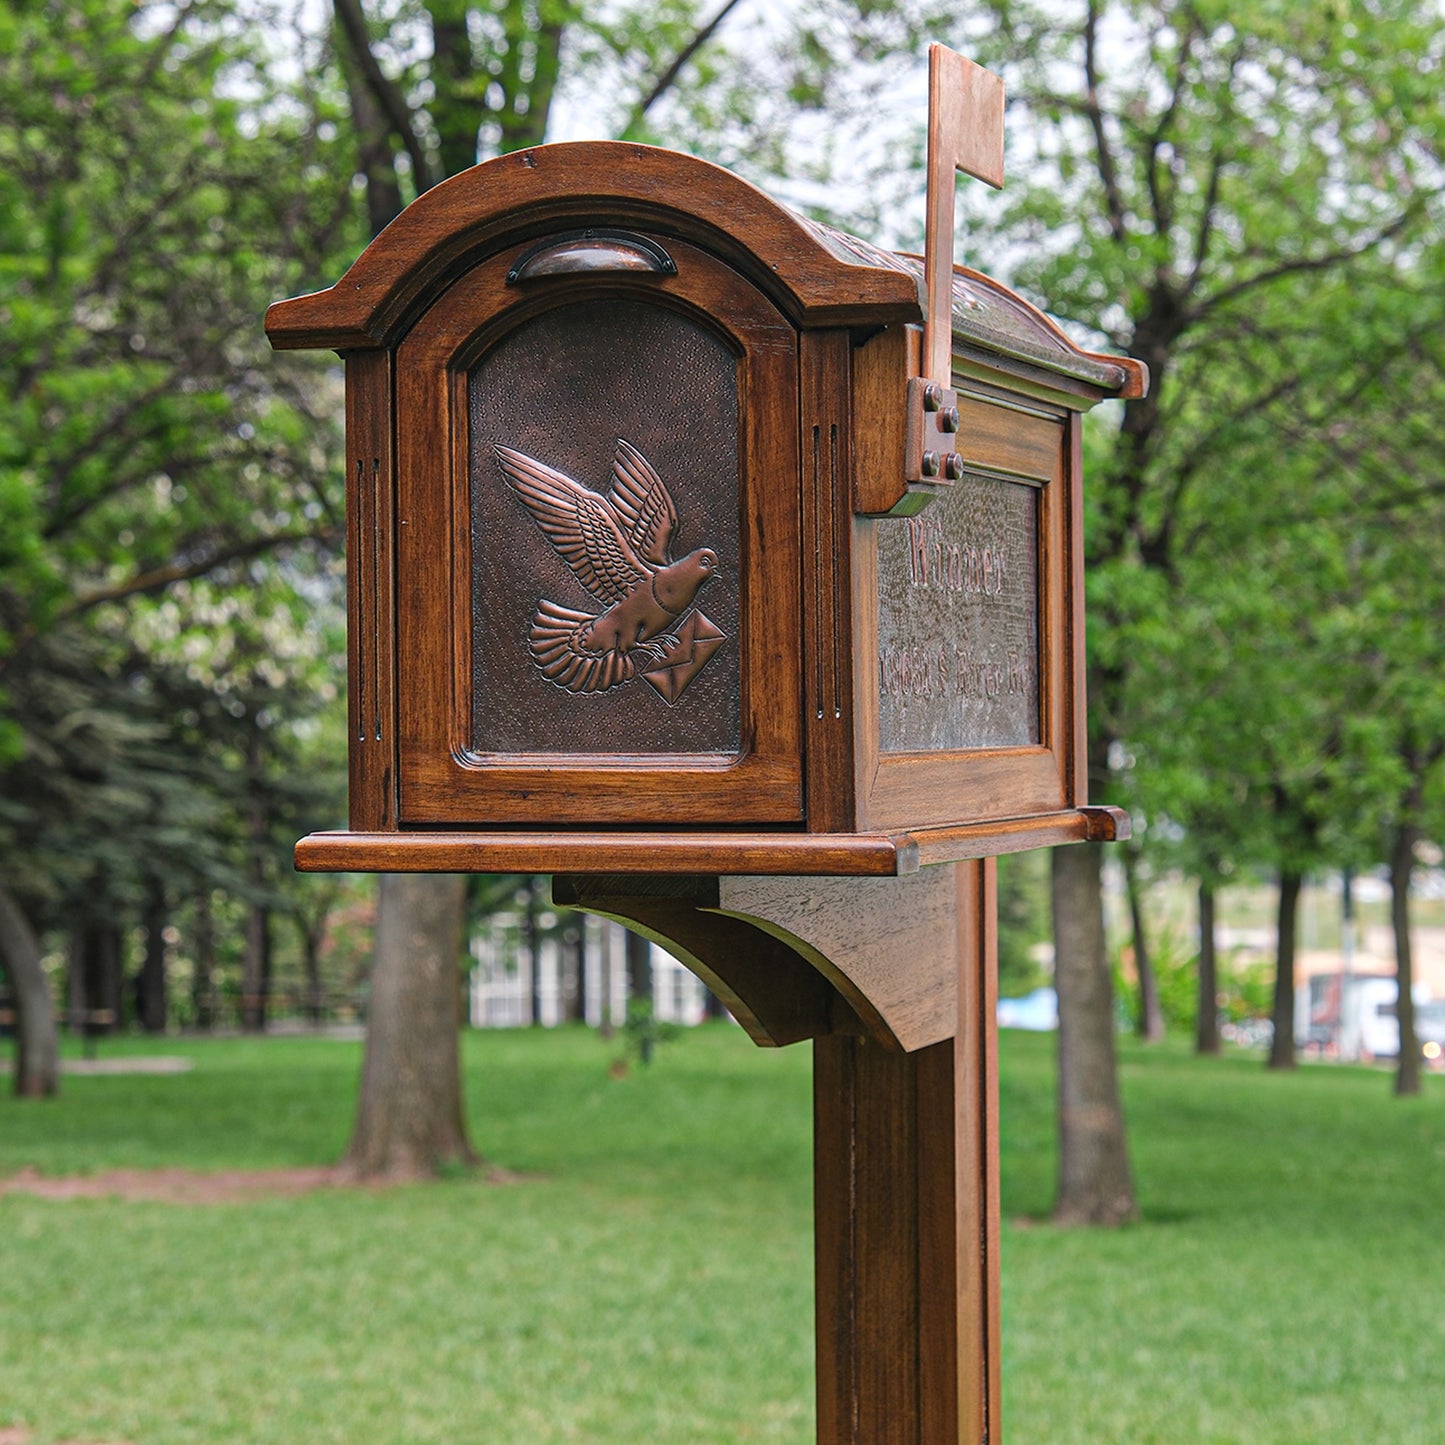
[472,299,740,750]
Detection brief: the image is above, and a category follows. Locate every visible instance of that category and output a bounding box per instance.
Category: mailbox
[267,140,1144,876]
[269,56,1152,1439]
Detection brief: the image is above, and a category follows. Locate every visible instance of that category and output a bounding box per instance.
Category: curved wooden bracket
[552,875,850,1048]
[553,868,964,1053]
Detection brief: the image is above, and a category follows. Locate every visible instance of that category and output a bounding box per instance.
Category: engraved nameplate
[469,299,741,756]
[876,473,1040,751]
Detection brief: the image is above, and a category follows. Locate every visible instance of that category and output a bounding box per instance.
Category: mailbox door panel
[393,237,803,825]
[855,390,1081,830]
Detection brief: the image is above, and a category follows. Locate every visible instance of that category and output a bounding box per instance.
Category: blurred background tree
[956,0,1445,1221]
[0,0,355,1091]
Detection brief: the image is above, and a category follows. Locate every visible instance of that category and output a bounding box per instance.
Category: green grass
[1,1027,1442,1443]
[1001,1034,1445,1443]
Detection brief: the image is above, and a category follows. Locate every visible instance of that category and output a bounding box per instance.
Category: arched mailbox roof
[268,139,1143,398]
[801,219,1146,397]
[265,141,927,350]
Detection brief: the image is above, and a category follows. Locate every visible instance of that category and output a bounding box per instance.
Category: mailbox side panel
[799,329,859,833]
[852,374,1080,832]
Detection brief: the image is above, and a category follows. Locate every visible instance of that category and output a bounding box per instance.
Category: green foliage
[1115,917,1199,1034]
[0,0,356,655]
[617,995,684,1070]
[997,850,1052,996]
[953,2,1445,911]
[0,0,363,1024]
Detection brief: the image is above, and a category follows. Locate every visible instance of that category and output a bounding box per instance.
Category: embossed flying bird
[494,440,723,696]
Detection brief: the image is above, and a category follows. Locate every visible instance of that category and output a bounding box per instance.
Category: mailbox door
[392,236,802,826]
[855,381,1084,831]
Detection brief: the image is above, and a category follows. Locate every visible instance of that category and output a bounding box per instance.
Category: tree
[1120,842,1164,1042]
[0,884,57,1097]
[1195,877,1219,1054]
[1052,843,1135,1224]
[0,0,356,1087]
[342,873,478,1177]
[958,0,1445,1213]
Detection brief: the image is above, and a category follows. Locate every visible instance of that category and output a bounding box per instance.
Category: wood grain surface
[292,807,1126,877]
[264,142,924,351]
[813,858,1001,1443]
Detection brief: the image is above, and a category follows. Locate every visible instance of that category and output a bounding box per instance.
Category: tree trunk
[335,0,406,237]
[0,884,59,1097]
[1268,870,1301,1070]
[1051,844,1136,1226]
[242,902,270,1032]
[192,889,216,1030]
[138,884,168,1034]
[100,925,123,1029]
[301,920,325,1025]
[560,924,583,1023]
[1123,847,1165,1041]
[74,920,123,1036]
[1196,879,1220,1055]
[625,928,655,1066]
[522,875,545,1025]
[70,919,121,1046]
[343,873,479,1179]
[1390,824,1421,1097]
[597,922,616,1040]
[243,726,270,1032]
[330,0,751,1176]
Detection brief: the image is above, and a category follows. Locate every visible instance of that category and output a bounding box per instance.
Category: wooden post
[814,859,1000,1444]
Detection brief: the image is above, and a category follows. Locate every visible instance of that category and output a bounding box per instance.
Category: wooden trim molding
[265,142,924,351]
[293,806,1124,877]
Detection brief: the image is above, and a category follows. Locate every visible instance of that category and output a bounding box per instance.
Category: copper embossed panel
[876,474,1040,751]
[470,300,740,755]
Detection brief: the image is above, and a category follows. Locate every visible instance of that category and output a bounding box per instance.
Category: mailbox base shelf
[294,805,1125,876]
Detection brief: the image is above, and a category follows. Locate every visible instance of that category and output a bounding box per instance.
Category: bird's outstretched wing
[495,445,649,604]
[607,439,677,567]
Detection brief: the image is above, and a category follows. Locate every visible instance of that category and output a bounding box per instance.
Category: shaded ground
[0,1429,133,1445]
[0,1164,352,1204]
[0,1160,527,1203]
[0,1057,194,1077]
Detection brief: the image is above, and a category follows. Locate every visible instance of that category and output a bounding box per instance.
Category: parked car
[1415,1000,1445,1068]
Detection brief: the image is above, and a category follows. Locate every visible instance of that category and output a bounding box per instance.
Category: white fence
[468,913,709,1029]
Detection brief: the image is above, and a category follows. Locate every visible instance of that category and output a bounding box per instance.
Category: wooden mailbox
[267,147,1142,878]
[268,51,1145,1443]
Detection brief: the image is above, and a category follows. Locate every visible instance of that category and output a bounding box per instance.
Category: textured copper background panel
[469,299,741,756]
[876,474,1040,751]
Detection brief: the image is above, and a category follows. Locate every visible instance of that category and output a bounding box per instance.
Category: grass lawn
[1,1025,1441,1443]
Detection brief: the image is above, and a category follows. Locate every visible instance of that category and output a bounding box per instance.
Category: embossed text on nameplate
[469,299,741,757]
[876,473,1040,751]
